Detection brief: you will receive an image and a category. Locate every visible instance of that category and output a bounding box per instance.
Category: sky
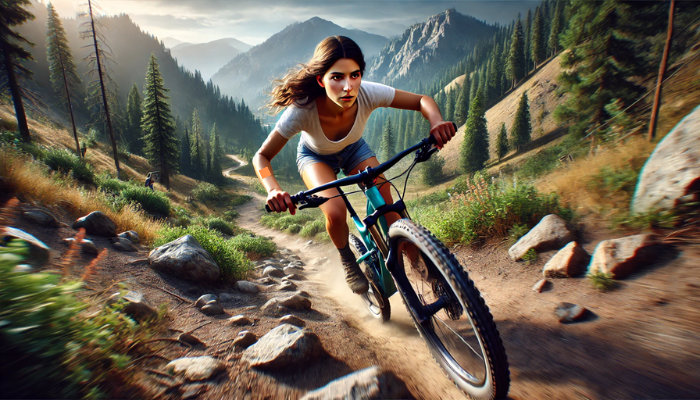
[44,0,537,46]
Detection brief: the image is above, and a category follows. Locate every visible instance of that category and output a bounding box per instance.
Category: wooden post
[648,0,675,141]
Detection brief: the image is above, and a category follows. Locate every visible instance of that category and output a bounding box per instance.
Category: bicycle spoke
[434,315,484,361]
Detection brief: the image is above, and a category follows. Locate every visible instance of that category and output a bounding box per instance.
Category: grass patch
[207,217,235,236]
[300,219,326,238]
[412,173,570,245]
[508,223,529,245]
[522,248,537,263]
[153,225,251,281]
[229,193,252,207]
[588,271,617,291]
[120,187,171,217]
[42,147,95,184]
[191,182,227,203]
[228,234,276,260]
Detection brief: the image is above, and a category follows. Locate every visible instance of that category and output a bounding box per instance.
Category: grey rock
[632,105,700,213]
[279,294,312,310]
[121,291,157,321]
[242,324,323,370]
[195,294,218,309]
[110,237,138,252]
[21,209,59,228]
[279,315,305,328]
[63,237,99,255]
[234,280,261,294]
[257,277,276,285]
[300,366,410,400]
[3,227,50,265]
[555,302,587,323]
[219,293,236,302]
[72,211,117,236]
[263,266,285,278]
[149,235,220,282]
[232,331,258,348]
[294,290,311,298]
[588,234,660,279]
[261,298,285,316]
[283,273,304,281]
[165,356,226,381]
[543,241,590,278]
[278,281,297,291]
[201,302,224,316]
[117,230,140,244]
[509,215,576,261]
[283,266,301,275]
[228,315,251,326]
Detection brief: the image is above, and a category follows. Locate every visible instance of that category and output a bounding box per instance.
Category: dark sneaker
[342,259,369,294]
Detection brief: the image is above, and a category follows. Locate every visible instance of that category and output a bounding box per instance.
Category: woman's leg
[349,157,401,226]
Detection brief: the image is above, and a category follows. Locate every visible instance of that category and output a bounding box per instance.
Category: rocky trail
[5,155,699,399]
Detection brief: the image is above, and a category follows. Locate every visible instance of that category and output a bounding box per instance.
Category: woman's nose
[343,80,352,92]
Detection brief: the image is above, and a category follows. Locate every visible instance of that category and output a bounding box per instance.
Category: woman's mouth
[340,95,353,102]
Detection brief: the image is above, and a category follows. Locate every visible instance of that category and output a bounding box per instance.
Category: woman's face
[318,58,361,110]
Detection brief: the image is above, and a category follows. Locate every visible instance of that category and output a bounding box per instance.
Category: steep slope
[366,8,497,88]
[210,17,388,109]
[170,38,253,80]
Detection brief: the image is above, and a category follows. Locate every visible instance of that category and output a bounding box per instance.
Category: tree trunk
[58,50,81,157]
[648,0,675,141]
[2,44,31,143]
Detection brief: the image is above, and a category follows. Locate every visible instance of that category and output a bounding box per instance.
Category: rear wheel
[388,220,510,400]
[349,234,391,322]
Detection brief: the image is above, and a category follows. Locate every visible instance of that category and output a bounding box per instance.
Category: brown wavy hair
[267,36,365,113]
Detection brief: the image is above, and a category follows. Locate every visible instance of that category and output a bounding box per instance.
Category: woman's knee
[322,199,347,228]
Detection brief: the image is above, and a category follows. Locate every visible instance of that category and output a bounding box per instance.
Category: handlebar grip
[452,122,458,131]
[265,204,272,213]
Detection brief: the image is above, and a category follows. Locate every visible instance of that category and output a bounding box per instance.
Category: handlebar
[264,123,457,213]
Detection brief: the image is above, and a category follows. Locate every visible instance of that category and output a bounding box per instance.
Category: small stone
[242,324,322,370]
[263,266,285,278]
[178,332,205,347]
[306,240,314,246]
[279,315,305,328]
[228,315,251,326]
[80,239,99,255]
[117,230,140,244]
[555,302,587,323]
[219,293,235,302]
[283,266,301,275]
[110,236,138,252]
[201,302,224,316]
[279,294,312,310]
[21,209,59,227]
[72,211,117,237]
[195,294,217,309]
[257,277,276,285]
[294,290,311,298]
[106,292,121,306]
[13,264,33,273]
[278,281,297,291]
[3,227,50,265]
[121,291,157,321]
[165,356,225,381]
[232,331,258,348]
[234,280,261,294]
[300,366,410,400]
[533,279,549,293]
[283,273,304,281]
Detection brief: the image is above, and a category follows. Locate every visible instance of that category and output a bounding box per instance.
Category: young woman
[254,36,455,294]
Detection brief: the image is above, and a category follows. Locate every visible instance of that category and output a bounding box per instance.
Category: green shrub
[588,271,617,291]
[516,146,562,180]
[117,144,131,161]
[207,217,234,236]
[229,234,276,258]
[251,180,267,195]
[154,225,251,281]
[42,147,95,184]
[287,224,302,234]
[413,173,569,245]
[421,153,445,186]
[120,187,171,216]
[0,240,159,399]
[229,193,252,207]
[83,128,99,148]
[97,175,132,195]
[522,248,537,263]
[589,166,639,198]
[300,219,326,238]
[191,182,227,203]
[508,223,529,245]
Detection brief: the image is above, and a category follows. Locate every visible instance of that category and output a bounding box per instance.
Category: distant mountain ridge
[169,38,253,80]
[366,9,498,88]
[211,16,388,110]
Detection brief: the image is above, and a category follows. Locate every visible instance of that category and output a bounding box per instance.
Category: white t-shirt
[273,81,395,155]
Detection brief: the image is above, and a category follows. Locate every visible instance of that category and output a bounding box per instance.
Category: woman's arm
[389,89,455,149]
[253,130,296,214]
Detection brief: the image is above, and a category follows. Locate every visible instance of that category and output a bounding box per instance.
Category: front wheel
[388,220,510,400]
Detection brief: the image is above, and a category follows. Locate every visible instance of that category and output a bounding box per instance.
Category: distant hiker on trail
[145,173,154,191]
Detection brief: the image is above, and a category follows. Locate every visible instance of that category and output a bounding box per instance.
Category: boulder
[117,230,140,244]
[632,105,700,214]
[232,331,258,348]
[72,211,117,237]
[228,315,251,326]
[110,237,138,252]
[555,303,587,323]
[242,324,323,370]
[165,356,226,381]
[21,209,59,228]
[279,315,305,328]
[3,227,50,265]
[263,266,285,278]
[234,280,261,294]
[149,235,220,282]
[588,234,659,279]
[195,294,218,309]
[509,215,576,261]
[300,366,410,400]
[543,241,590,278]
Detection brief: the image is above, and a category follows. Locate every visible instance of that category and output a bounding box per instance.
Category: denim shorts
[296,136,376,175]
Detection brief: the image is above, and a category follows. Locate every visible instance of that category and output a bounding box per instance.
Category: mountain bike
[265,132,510,399]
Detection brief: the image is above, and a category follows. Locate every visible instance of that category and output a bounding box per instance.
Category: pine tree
[190,109,204,179]
[510,92,532,151]
[506,19,526,88]
[459,89,489,174]
[396,110,406,154]
[80,0,120,174]
[141,54,179,189]
[555,0,645,137]
[46,3,81,155]
[524,9,533,75]
[379,118,394,162]
[444,88,455,123]
[180,126,192,176]
[532,6,546,68]
[496,122,509,161]
[421,153,445,186]
[454,78,470,127]
[209,123,223,183]
[125,83,143,154]
[0,0,34,142]
[548,0,564,55]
